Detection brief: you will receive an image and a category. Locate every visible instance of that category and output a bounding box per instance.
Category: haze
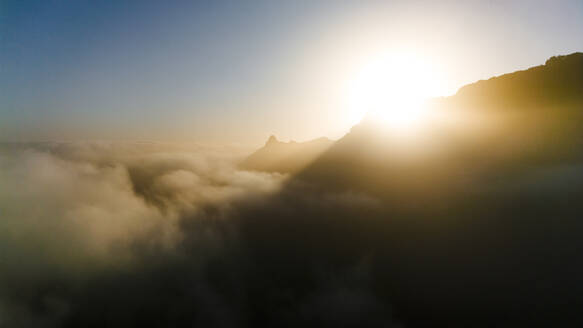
[2,0,582,144]
[2,1,583,327]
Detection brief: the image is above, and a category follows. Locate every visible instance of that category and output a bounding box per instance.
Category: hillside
[451,52,583,111]
[298,52,583,196]
[282,53,583,326]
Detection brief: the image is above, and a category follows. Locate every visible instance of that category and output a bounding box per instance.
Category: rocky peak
[265,135,279,146]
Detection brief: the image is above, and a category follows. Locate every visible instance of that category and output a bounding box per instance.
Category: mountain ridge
[450,52,583,110]
[240,135,333,173]
[285,52,583,326]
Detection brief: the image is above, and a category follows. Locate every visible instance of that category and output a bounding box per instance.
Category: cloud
[0,142,392,327]
[6,139,580,327]
[0,143,290,326]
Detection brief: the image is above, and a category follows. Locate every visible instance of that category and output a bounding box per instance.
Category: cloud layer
[3,137,583,327]
[0,142,392,327]
[0,143,285,326]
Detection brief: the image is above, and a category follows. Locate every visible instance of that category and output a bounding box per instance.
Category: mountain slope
[451,52,583,111]
[299,52,583,197]
[285,52,583,326]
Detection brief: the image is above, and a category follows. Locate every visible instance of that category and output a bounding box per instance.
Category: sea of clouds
[0,142,390,327]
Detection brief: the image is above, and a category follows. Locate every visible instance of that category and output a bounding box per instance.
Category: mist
[0,143,284,326]
[0,142,396,327]
[2,2,583,327]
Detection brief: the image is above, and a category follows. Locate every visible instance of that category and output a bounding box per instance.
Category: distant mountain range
[240,135,333,173]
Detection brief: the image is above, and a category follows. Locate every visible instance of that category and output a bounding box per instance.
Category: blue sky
[1,0,582,144]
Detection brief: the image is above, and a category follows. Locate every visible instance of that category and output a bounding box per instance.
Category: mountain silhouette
[240,135,333,173]
[298,52,583,198]
[290,53,583,326]
[451,52,583,111]
[238,52,583,326]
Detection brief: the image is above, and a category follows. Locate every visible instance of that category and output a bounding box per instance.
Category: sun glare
[347,51,441,131]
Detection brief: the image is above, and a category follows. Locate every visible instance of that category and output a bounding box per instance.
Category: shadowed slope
[284,52,583,326]
[452,52,583,111]
[229,52,583,327]
[299,52,583,199]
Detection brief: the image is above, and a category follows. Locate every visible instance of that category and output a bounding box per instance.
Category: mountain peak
[266,135,279,146]
[242,136,334,173]
[545,52,583,66]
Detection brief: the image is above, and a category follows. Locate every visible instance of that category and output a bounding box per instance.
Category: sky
[1,0,582,145]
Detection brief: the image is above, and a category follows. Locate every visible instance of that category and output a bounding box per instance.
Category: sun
[346,51,441,131]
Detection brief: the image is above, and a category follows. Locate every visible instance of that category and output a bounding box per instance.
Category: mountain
[284,53,583,326]
[240,135,333,173]
[450,52,583,111]
[298,52,583,197]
